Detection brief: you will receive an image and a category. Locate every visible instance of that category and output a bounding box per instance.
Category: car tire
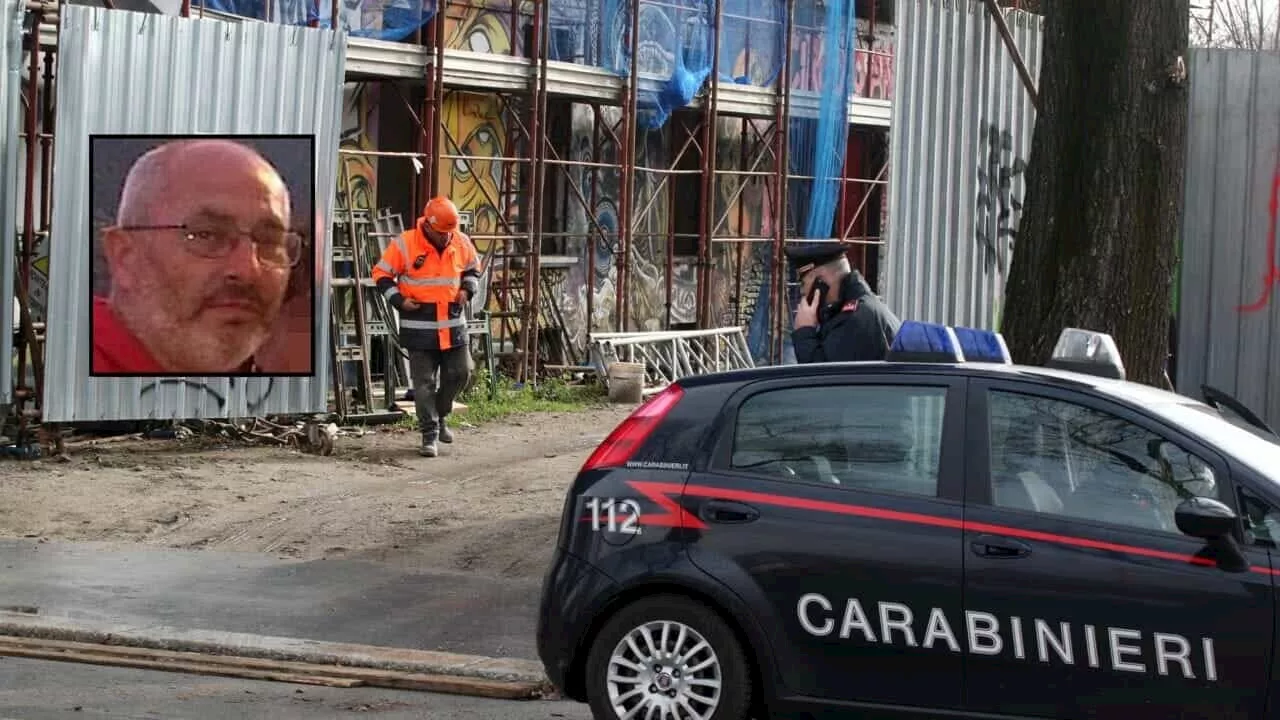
[585,594,752,720]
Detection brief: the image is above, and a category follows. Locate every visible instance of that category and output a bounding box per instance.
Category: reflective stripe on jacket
[370,225,482,351]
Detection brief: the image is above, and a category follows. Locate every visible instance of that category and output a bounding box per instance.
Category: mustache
[201,283,269,313]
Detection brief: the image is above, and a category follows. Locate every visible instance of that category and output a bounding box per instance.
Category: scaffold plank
[34,15,888,124]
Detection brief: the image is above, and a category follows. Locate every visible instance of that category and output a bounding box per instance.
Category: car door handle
[699,499,760,524]
[970,534,1032,559]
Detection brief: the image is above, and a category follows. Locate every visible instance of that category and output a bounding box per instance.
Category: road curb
[0,611,553,697]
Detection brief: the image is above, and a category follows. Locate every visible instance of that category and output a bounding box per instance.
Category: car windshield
[1163,400,1280,488]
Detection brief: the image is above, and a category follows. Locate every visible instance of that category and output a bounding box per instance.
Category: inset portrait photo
[89,134,317,377]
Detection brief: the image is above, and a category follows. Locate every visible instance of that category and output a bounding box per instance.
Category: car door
[684,372,968,710]
[961,378,1273,720]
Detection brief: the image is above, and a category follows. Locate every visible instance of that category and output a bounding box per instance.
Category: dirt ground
[0,405,634,580]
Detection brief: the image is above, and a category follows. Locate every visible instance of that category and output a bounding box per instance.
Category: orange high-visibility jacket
[371,224,482,351]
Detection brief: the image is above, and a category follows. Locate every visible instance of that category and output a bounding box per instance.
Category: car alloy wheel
[585,594,752,720]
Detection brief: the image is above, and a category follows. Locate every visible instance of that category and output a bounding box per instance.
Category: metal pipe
[665,122,676,329]
[629,122,703,234]
[616,0,641,332]
[733,117,747,326]
[525,0,550,380]
[16,10,42,433]
[981,0,1040,112]
[696,0,722,327]
[430,10,447,199]
[330,0,339,33]
[771,0,795,364]
[543,157,624,169]
[841,161,888,240]
[713,137,776,235]
[586,103,600,338]
[339,148,428,159]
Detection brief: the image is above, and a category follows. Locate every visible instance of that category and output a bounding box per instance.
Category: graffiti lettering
[975,123,1026,277]
[1237,155,1280,313]
[138,377,278,416]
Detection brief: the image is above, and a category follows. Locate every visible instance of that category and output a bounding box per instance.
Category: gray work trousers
[407,346,474,439]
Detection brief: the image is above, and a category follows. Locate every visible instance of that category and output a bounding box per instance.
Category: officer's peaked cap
[785,242,850,275]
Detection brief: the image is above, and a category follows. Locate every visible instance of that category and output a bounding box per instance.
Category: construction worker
[372,196,482,457]
[787,243,901,363]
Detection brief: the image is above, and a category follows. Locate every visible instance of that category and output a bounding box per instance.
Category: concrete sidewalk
[0,539,544,659]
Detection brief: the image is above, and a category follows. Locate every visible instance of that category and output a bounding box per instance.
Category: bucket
[607,361,646,404]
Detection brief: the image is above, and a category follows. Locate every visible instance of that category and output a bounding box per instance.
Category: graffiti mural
[340,82,379,212]
[854,18,894,99]
[437,92,509,254]
[975,122,1026,278]
[445,0,522,54]
[791,17,895,96]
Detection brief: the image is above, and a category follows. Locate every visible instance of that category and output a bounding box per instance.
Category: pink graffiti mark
[1238,154,1280,313]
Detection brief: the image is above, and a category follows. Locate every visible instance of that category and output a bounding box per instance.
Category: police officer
[786,243,901,363]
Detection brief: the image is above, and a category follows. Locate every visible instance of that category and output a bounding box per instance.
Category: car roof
[676,360,1207,420]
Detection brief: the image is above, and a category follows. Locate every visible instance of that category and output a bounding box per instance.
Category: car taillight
[580,384,685,472]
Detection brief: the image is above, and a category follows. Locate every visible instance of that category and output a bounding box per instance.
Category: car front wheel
[584,594,752,720]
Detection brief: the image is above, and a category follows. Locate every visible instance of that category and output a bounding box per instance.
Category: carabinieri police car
[536,323,1280,720]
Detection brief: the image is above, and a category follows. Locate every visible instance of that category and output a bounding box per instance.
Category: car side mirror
[1176,497,1250,573]
[1175,496,1236,538]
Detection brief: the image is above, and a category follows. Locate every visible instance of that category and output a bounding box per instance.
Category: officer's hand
[402,299,421,311]
[795,292,819,329]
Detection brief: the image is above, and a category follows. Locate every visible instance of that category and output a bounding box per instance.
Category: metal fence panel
[1176,49,1280,428]
[885,0,1043,329]
[0,0,23,406]
[42,5,345,422]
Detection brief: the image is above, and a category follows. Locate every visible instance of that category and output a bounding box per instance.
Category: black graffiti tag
[975,123,1027,277]
[138,377,277,416]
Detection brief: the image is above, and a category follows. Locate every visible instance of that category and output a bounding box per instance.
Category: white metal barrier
[587,327,755,389]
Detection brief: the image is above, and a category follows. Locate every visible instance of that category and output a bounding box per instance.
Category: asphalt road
[0,656,595,720]
[0,539,541,658]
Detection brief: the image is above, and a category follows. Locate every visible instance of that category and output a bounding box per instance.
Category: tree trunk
[1000,0,1188,387]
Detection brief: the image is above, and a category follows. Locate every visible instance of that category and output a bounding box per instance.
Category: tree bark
[1000,0,1188,387]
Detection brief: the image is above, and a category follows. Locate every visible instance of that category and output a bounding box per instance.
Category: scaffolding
[5,0,898,430]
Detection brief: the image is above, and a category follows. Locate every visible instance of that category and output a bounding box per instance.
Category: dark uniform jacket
[792,270,901,363]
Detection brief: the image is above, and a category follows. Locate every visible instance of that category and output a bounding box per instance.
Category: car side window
[987,389,1221,534]
[1238,487,1280,547]
[730,384,948,497]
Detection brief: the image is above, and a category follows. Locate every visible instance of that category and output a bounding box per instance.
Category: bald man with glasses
[93,139,305,375]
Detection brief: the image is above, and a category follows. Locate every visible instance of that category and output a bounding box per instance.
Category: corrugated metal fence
[885,0,1043,330]
[41,5,346,422]
[0,0,23,407]
[1176,49,1280,429]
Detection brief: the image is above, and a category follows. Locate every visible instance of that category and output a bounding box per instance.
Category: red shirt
[92,296,166,374]
[92,296,255,374]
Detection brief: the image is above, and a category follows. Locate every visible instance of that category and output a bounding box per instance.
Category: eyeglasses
[118,222,305,268]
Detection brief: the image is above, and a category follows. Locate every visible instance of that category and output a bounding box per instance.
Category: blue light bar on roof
[887,321,964,363]
[952,326,1013,364]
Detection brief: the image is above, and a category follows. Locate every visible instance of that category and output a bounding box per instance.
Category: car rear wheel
[584,594,752,720]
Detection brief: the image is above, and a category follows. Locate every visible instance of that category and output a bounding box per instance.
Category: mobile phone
[807,278,829,306]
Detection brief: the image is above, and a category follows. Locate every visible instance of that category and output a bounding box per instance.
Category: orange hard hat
[423,196,460,233]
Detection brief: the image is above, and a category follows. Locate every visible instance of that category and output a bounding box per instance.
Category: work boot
[419,433,438,457]
[439,417,454,444]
